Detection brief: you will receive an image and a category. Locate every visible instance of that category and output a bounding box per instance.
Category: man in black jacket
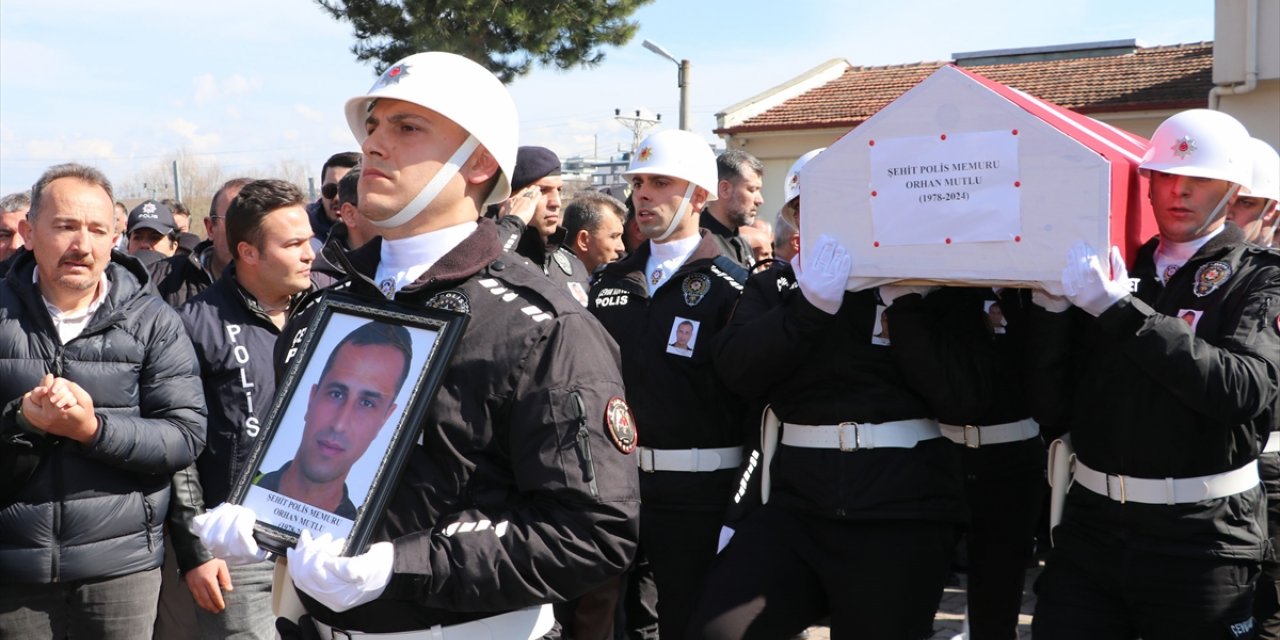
[0,163,206,639]
[699,149,763,269]
[149,177,252,308]
[1032,109,1280,638]
[589,128,748,638]
[195,51,639,639]
[161,179,318,640]
[493,145,591,305]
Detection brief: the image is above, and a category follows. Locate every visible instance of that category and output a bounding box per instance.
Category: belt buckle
[1106,473,1127,504]
[963,425,981,448]
[838,422,862,451]
[639,448,655,473]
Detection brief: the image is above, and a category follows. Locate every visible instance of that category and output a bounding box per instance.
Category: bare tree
[121,150,224,239]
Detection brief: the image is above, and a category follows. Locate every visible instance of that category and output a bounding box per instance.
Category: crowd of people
[0,48,1278,640]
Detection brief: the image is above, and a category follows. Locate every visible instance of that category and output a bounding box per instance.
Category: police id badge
[553,250,573,276]
[605,396,637,454]
[682,273,711,307]
[1193,261,1232,297]
[425,290,471,314]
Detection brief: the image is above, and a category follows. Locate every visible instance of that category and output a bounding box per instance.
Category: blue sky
[0,0,1213,198]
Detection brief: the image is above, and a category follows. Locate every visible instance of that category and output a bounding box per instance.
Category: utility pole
[614,108,661,154]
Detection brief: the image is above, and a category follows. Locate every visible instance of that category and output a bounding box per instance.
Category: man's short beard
[728,208,755,228]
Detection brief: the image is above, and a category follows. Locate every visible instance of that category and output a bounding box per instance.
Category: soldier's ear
[462,148,500,186]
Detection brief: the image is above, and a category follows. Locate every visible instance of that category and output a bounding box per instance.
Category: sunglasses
[321,182,339,199]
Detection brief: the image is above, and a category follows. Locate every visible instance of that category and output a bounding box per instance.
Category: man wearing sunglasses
[307,151,360,244]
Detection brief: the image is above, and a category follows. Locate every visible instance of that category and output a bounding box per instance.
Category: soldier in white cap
[1032,109,1280,639]
[588,129,750,638]
[194,51,640,639]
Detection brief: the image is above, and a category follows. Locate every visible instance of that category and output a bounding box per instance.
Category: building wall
[1217,78,1280,148]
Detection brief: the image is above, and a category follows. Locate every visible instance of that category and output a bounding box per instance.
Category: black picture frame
[228,290,467,557]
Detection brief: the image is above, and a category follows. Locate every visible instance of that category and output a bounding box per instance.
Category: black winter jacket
[280,219,639,633]
[0,251,206,583]
[1054,225,1280,561]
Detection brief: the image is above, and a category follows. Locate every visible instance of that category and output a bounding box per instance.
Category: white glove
[1061,242,1131,317]
[193,503,268,566]
[287,529,394,612]
[794,234,853,315]
[878,285,938,307]
[1031,288,1072,313]
[716,526,735,554]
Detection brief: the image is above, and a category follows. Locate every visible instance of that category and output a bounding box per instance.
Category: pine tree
[317,0,653,83]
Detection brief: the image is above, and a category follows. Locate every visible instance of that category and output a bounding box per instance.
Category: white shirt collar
[35,269,111,344]
[375,221,478,297]
[1154,225,1223,284]
[644,233,701,296]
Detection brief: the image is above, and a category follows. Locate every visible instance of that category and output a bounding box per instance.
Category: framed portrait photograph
[229,290,467,557]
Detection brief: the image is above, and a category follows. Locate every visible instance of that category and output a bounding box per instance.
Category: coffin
[800,64,1156,292]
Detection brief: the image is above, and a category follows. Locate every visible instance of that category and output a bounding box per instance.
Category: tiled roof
[719,42,1213,135]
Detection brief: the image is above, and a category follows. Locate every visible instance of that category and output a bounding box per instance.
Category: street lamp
[642,39,691,132]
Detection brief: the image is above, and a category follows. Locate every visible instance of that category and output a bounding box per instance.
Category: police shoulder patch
[605,396,637,454]
[425,290,471,313]
[1192,260,1232,297]
[553,250,573,276]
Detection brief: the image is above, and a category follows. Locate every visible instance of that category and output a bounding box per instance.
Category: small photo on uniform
[871,304,891,346]
[1178,308,1203,331]
[985,299,1007,335]
[666,316,700,357]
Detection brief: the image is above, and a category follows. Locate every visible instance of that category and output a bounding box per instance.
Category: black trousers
[1033,532,1259,639]
[688,505,957,639]
[1254,451,1280,640]
[640,504,724,640]
[959,440,1044,640]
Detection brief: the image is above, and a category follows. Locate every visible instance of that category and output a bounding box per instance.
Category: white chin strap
[369,135,480,229]
[653,183,697,243]
[1191,182,1242,239]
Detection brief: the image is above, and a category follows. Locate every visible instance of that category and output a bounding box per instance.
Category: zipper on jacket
[572,392,599,498]
[51,443,62,582]
[142,495,155,552]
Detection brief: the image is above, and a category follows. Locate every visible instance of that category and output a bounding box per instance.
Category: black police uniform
[1032,225,1280,639]
[699,209,753,269]
[278,218,640,634]
[497,215,591,307]
[886,286,1047,639]
[688,262,964,639]
[588,231,748,639]
[1255,412,1280,639]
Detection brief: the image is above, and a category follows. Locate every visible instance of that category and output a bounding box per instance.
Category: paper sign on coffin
[800,64,1157,293]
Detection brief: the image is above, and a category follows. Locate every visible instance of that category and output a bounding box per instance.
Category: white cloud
[330,126,355,144]
[166,118,219,150]
[282,129,300,141]
[295,104,324,122]
[23,137,116,160]
[191,73,263,105]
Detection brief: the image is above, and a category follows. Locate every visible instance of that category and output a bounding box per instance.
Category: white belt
[1265,432,1280,454]
[939,418,1039,448]
[780,419,941,451]
[637,446,743,472]
[1073,458,1260,505]
[312,603,554,640]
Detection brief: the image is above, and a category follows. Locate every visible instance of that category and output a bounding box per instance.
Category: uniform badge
[142,202,157,215]
[567,281,588,307]
[605,396,637,454]
[1161,263,1181,284]
[1171,135,1197,159]
[1192,261,1232,297]
[425,290,471,313]
[553,250,573,276]
[378,278,396,299]
[375,63,410,88]
[637,146,653,162]
[681,273,711,307]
